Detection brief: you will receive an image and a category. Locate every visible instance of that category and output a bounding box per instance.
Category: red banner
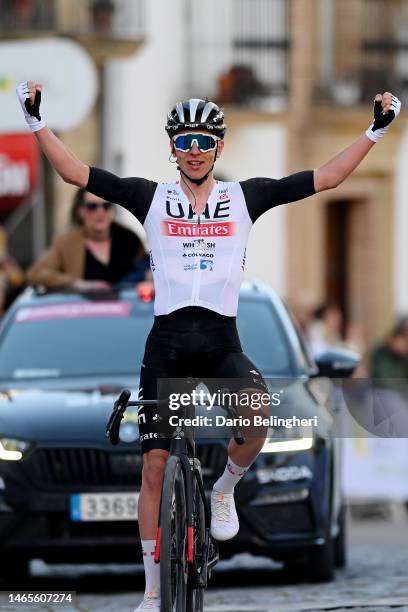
[0,133,40,219]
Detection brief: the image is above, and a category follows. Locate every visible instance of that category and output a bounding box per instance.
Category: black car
[0,283,358,584]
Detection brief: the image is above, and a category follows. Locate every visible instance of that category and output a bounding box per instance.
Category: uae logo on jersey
[162,220,235,237]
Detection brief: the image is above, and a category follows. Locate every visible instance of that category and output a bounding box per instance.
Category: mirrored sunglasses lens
[197,135,217,151]
[173,135,190,151]
[174,134,217,152]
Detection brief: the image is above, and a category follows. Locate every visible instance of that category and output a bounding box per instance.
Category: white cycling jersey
[86,167,315,316]
[144,181,251,315]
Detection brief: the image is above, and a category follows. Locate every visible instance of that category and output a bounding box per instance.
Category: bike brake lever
[106,389,131,445]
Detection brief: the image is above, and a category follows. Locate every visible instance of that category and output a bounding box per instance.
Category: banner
[0,133,39,220]
[343,437,408,500]
[0,38,97,132]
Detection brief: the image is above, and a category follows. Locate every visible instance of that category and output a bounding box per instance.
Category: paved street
[1,508,407,612]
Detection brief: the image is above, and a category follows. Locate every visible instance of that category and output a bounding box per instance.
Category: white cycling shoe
[134,591,160,611]
[210,489,239,541]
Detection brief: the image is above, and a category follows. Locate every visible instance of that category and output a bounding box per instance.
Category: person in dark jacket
[27,187,150,290]
[370,321,408,382]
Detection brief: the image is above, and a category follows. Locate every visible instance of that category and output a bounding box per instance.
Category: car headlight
[0,438,30,461]
[260,426,314,453]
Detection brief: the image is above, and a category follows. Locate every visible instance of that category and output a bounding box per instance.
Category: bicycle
[106,384,245,611]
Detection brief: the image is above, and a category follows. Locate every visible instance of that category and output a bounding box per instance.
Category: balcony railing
[216,0,289,110]
[317,0,408,106]
[0,0,144,40]
[319,41,408,107]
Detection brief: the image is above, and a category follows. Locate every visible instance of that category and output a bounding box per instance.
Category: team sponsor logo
[149,250,156,272]
[241,248,246,271]
[165,201,230,219]
[183,260,214,271]
[163,220,235,237]
[137,409,146,424]
[182,252,213,259]
[140,432,161,441]
[182,240,216,250]
[200,259,213,271]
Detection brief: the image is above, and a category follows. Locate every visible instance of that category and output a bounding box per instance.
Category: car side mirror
[313,347,360,379]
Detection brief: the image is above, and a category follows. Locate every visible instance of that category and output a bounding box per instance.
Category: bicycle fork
[153,453,194,565]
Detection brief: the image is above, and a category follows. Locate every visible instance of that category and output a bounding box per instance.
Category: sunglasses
[173,132,220,153]
[83,201,113,212]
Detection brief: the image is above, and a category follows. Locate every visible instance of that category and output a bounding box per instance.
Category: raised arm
[314,92,401,192]
[16,81,158,223]
[16,81,89,187]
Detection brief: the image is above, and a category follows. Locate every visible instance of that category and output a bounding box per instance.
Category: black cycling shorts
[137,306,268,453]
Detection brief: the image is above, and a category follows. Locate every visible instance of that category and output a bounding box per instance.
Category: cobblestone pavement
[1,511,407,612]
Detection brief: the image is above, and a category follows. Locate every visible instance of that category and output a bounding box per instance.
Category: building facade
[104,0,407,346]
[3,0,407,347]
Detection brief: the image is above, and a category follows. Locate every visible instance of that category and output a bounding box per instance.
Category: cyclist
[17,82,400,611]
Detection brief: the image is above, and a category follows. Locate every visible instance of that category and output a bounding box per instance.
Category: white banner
[0,38,97,132]
[343,437,408,500]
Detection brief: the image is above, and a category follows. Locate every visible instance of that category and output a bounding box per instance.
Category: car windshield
[237,299,295,375]
[0,297,296,380]
[0,301,153,380]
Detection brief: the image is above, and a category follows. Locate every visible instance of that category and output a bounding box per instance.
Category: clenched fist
[16,80,45,132]
[366,91,401,143]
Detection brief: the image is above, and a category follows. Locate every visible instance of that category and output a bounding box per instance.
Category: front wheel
[160,456,187,612]
[186,461,205,612]
[186,588,204,612]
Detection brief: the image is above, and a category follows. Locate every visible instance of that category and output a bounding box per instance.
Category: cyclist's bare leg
[211,388,268,541]
[228,387,269,467]
[227,434,265,466]
[138,448,169,538]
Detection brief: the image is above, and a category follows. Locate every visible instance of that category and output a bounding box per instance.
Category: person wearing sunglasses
[27,187,149,291]
[17,81,401,611]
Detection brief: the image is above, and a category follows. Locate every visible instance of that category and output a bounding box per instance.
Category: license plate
[70,492,139,521]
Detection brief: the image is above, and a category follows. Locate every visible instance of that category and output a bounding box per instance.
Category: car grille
[25,443,228,490]
[245,502,313,533]
[26,448,143,489]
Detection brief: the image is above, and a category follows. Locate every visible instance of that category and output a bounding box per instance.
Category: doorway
[325,200,349,322]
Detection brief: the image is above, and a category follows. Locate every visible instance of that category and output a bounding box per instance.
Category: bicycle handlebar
[106,388,246,446]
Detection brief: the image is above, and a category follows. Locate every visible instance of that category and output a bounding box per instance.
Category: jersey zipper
[192,237,201,304]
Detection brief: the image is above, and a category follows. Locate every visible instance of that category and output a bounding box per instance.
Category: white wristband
[365,124,388,143]
[26,116,46,133]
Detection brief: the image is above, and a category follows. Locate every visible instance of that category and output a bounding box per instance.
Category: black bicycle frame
[106,386,245,587]
[153,402,215,587]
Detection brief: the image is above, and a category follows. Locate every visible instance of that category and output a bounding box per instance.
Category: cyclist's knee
[142,449,169,490]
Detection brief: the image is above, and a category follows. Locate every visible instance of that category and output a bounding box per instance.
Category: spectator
[367,321,408,439]
[370,321,408,382]
[27,188,150,291]
[0,226,25,315]
[307,302,344,356]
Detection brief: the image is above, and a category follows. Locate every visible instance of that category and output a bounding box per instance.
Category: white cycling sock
[141,539,160,597]
[213,457,250,493]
